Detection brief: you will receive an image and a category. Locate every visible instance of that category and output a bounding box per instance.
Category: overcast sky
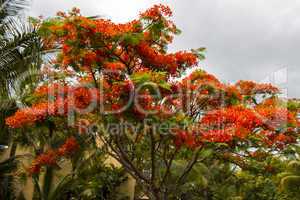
[29,0,300,98]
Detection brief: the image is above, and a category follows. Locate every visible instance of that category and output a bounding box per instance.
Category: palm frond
[0,17,42,95]
[48,175,73,200]
[0,156,19,173]
[0,155,20,199]
[0,0,30,23]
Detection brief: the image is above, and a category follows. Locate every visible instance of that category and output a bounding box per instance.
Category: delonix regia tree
[5,5,300,199]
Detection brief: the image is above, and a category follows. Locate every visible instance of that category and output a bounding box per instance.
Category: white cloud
[29,0,300,97]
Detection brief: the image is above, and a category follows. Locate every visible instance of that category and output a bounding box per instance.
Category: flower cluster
[260,130,297,149]
[103,61,126,71]
[6,85,100,128]
[29,137,79,174]
[174,130,198,149]
[201,106,263,131]
[199,106,263,141]
[174,51,198,66]
[133,90,156,118]
[140,4,172,19]
[178,70,245,111]
[57,137,80,156]
[201,128,234,143]
[180,70,223,92]
[72,87,99,110]
[236,80,279,95]
[255,107,297,129]
[136,42,198,74]
[94,19,141,38]
[5,103,49,128]
[50,13,141,39]
[29,150,58,174]
[34,83,70,98]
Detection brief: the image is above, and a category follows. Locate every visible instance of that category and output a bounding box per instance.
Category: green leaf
[199,148,213,160]
[191,47,206,60]
[130,72,151,84]
[159,82,171,91]
[121,33,143,46]
[174,28,182,35]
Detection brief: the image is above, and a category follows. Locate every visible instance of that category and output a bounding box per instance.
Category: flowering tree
[6,5,299,199]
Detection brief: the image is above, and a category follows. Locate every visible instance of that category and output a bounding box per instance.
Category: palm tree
[0,0,44,198]
[0,0,43,153]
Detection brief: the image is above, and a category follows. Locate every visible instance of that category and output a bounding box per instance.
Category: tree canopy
[4,4,300,200]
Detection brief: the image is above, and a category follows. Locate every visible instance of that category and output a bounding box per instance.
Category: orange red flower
[29,137,79,175]
[5,103,49,128]
[140,4,172,19]
[199,106,263,143]
[136,42,197,74]
[174,130,198,149]
[57,137,80,156]
[201,128,234,143]
[103,61,126,71]
[236,80,279,95]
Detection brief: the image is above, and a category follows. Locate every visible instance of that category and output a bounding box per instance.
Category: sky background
[29,0,300,98]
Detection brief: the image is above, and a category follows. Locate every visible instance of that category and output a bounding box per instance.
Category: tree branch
[176,146,203,185]
[150,130,156,185]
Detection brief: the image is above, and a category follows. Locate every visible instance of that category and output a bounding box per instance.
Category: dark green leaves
[192,47,206,60]
[120,32,143,46]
